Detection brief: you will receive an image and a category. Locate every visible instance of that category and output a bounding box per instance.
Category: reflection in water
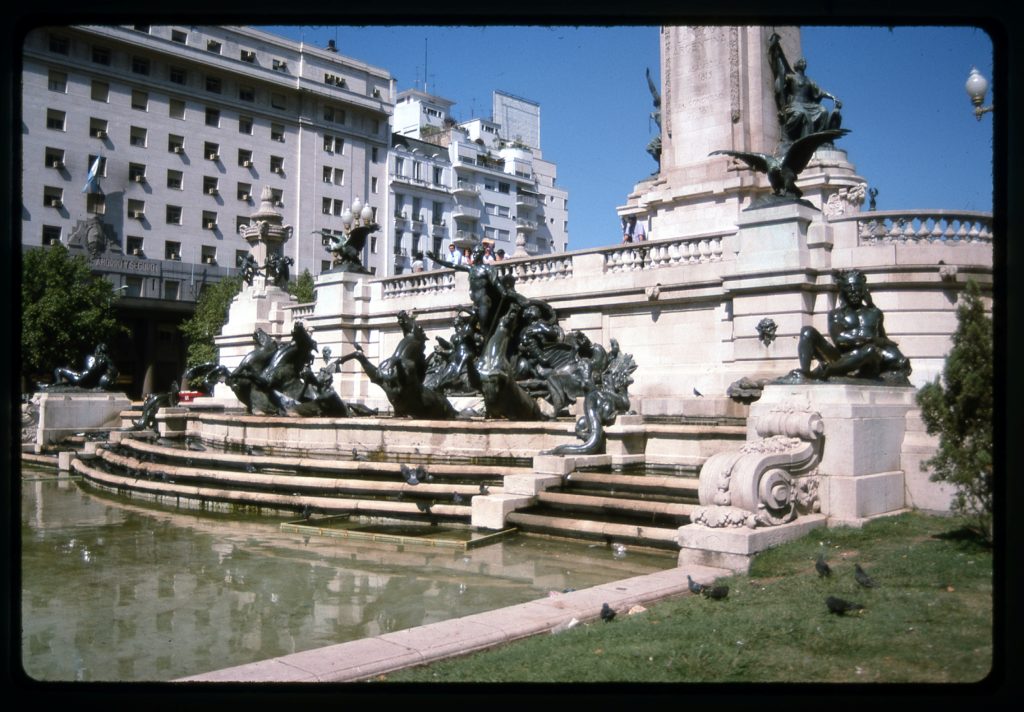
[21,472,673,682]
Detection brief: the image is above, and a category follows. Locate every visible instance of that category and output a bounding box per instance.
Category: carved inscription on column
[663,27,672,139]
[729,27,741,123]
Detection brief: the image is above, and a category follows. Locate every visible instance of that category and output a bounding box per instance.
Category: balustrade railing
[286,302,315,319]
[603,233,728,272]
[833,210,993,246]
[380,270,457,299]
[497,254,573,285]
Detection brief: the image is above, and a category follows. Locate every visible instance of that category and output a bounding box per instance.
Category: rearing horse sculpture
[476,303,545,421]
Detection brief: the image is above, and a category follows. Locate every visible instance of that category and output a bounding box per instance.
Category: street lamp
[965,67,993,121]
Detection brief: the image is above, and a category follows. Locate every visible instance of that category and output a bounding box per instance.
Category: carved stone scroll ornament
[692,408,823,528]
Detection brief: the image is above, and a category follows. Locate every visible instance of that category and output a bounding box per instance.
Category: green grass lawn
[377,512,994,683]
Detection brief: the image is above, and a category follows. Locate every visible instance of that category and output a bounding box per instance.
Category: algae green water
[20,470,674,682]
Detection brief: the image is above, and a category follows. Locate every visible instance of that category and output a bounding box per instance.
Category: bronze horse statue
[476,303,545,421]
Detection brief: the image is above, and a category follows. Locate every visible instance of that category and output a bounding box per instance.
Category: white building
[389,88,569,274]
[21,24,394,395]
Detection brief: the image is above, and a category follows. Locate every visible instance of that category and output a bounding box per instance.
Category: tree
[179,275,243,368]
[21,244,126,384]
[916,279,994,542]
[287,268,316,303]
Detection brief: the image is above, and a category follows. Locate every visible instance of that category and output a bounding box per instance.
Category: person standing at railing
[622,215,647,243]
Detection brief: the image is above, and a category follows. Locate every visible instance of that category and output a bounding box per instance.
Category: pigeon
[478,483,490,496]
[815,553,832,578]
[693,387,703,397]
[245,462,257,474]
[452,492,464,505]
[854,564,878,588]
[300,504,312,520]
[600,603,616,622]
[826,596,865,615]
[351,448,368,462]
[702,585,729,600]
[400,463,420,485]
[416,501,433,514]
[687,575,705,595]
[710,129,850,199]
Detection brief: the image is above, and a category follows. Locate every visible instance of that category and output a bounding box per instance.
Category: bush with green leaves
[21,244,127,384]
[916,279,993,542]
[179,275,243,368]
[287,268,316,303]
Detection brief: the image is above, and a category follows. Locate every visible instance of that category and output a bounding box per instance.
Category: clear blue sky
[259,25,994,252]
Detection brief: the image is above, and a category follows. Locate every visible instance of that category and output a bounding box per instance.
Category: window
[165,207,182,226]
[163,281,180,300]
[238,115,253,134]
[371,236,379,254]
[127,199,145,218]
[201,245,217,264]
[371,147,378,162]
[131,56,150,75]
[238,85,254,102]
[499,182,510,194]
[45,147,65,168]
[128,163,146,183]
[322,166,343,185]
[129,126,147,147]
[270,93,286,110]
[204,142,220,161]
[167,169,183,190]
[205,76,222,93]
[171,29,187,44]
[42,225,62,246]
[270,123,285,142]
[434,166,444,185]
[324,72,346,87]
[86,155,107,177]
[323,134,344,153]
[43,186,63,208]
[205,107,220,127]
[48,70,67,93]
[90,80,109,102]
[413,162,423,181]
[412,197,422,221]
[168,134,184,153]
[371,176,378,194]
[131,89,148,111]
[235,249,249,267]
[203,176,219,195]
[323,106,344,123]
[272,58,287,71]
[169,66,187,85]
[127,236,144,256]
[168,98,186,119]
[394,194,405,217]
[270,188,283,207]
[240,49,256,63]
[238,149,253,167]
[432,201,444,224]
[49,34,69,54]
[237,183,252,201]
[165,240,182,259]
[47,109,66,131]
[206,39,221,54]
[321,197,332,215]
[86,193,106,215]
[92,46,111,65]
[270,155,283,174]
[125,276,143,297]
[394,157,405,176]
[202,211,218,230]
[88,117,108,138]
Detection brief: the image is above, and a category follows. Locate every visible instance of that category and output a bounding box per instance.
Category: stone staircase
[506,469,700,551]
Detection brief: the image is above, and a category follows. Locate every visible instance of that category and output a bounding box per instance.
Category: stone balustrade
[286,302,315,319]
[831,210,994,246]
[603,233,729,272]
[380,269,457,299]
[497,254,574,284]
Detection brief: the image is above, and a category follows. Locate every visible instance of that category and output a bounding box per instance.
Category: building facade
[389,88,568,274]
[22,24,395,395]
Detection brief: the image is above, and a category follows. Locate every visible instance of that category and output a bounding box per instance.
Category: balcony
[516,218,537,232]
[453,180,480,197]
[452,205,481,220]
[430,223,447,238]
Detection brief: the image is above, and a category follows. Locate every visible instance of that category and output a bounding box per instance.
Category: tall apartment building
[22,25,395,395]
[389,88,568,274]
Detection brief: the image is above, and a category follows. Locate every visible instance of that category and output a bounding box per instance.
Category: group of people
[408,243,506,273]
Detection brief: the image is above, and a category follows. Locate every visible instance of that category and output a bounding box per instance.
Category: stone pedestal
[751,383,916,525]
[33,391,131,452]
[678,515,827,574]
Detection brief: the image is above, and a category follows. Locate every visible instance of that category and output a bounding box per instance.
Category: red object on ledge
[177,391,203,403]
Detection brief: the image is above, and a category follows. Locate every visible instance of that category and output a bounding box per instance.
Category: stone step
[505,511,681,550]
[537,491,695,521]
[563,471,700,496]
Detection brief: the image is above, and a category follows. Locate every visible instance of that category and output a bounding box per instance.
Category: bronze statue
[710,128,849,202]
[265,253,293,287]
[339,311,457,419]
[767,32,843,149]
[317,219,378,274]
[428,244,509,337]
[780,269,912,385]
[50,343,119,390]
[475,303,545,421]
[238,253,261,286]
[131,382,180,431]
[645,67,662,168]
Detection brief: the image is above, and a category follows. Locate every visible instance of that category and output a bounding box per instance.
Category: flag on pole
[82,155,103,194]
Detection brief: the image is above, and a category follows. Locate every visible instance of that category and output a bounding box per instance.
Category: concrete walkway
[179,563,730,683]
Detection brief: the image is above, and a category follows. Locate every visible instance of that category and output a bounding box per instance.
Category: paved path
[179,563,730,683]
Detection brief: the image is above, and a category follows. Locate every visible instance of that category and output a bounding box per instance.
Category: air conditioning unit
[401,211,409,218]
[207,187,218,195]
[132,248,142,256]
[241,193,251,201]
[130,210,144,219]
[51,160,64,169]
[49,199,62,208]
[169,253,180,261]
[242,160,252,167]
[95,130,107,138]
[207,153,219,160]
[322,208,330,215]
[272,166,283,174]
[273,201,283,207]
[205,221,216,229]
[203,256,215,264]
[133,175,145,183]
[173,146,184,154]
